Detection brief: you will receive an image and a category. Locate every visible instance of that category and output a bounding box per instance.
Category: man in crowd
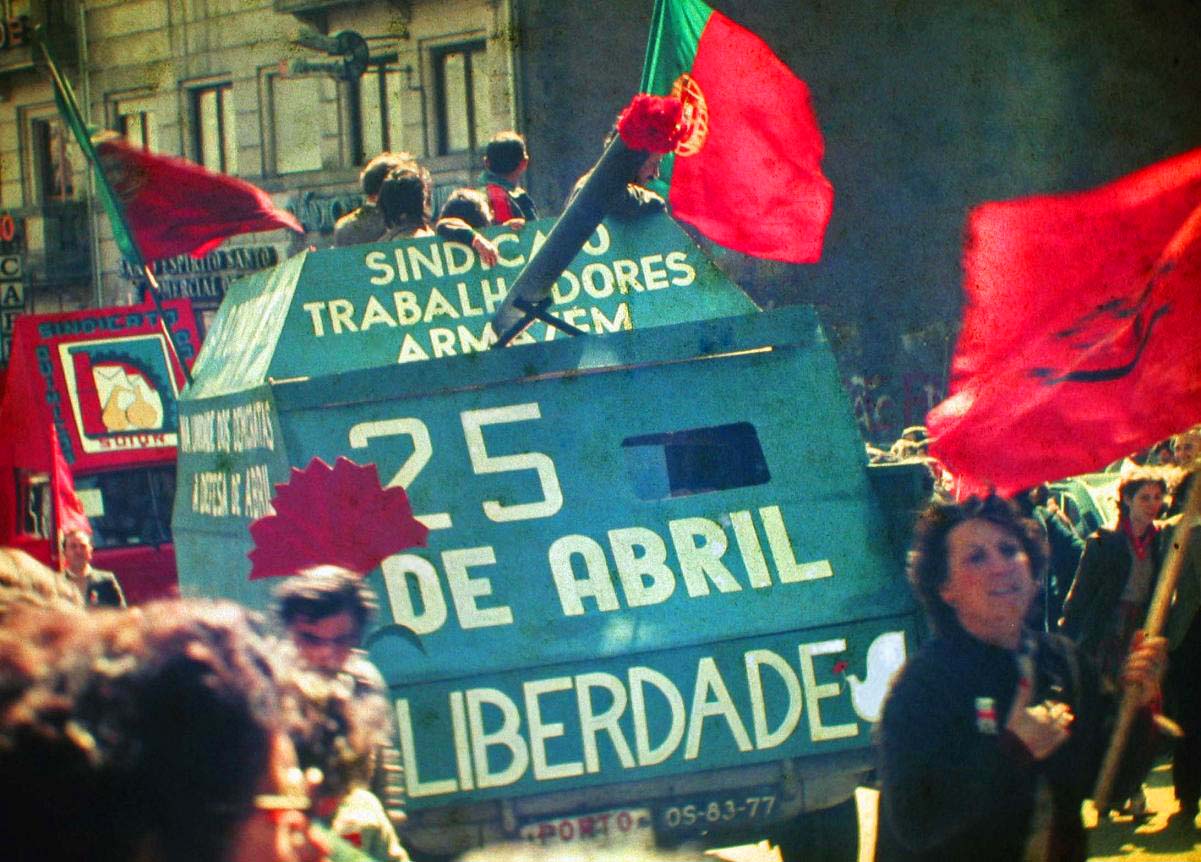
[479,131,538,227]
[1176,427,1201,469]
[62,527,125,607]
[334,152,415,247]
[274,566,405,826]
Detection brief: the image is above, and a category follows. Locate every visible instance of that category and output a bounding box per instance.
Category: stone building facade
[3,0,1200,443]
[0,0,523,341]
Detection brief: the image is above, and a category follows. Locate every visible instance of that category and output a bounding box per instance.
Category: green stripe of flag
[639,0,712,95]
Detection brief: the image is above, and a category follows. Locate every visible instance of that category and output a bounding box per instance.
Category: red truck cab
[0,301,198,601]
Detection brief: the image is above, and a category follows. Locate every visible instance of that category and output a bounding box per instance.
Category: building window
[31,116,82,203]
[121,111,152,149]
[434,41,488,155]
[192,83,236,174]
[14,470,52,539]
[115,96,156,151]
[74,464,176,548]
[355,63,407,163]
[269,74,323,174]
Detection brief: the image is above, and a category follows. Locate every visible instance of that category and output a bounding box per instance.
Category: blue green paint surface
[175,221,915,809]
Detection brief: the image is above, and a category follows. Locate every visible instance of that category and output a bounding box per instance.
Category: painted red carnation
[247,456,429,579]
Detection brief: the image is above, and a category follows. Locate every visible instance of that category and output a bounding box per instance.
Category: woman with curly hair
[875,496,1165,861]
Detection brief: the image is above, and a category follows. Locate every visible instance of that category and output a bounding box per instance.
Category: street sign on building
[0,249,25,364]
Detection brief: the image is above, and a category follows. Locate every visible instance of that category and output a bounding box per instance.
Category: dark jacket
[1166,515,1201,651]
[78,568,126,608]
[876,628,1118,861]
[333,204,387,247]
[1033,506,1085,630]
[477,170,537,223]
[1060,528,1162,653]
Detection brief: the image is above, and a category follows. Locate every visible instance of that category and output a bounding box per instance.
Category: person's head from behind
[484,131,528,179]
[359,152,415,203]
[438,187,493,229]
[377,166,431,230]
[62,528,94,576]
[282,669,390,812]
[1025,483,1052,508]
[0,546,77,617]
[274,566,376,674]
[907,495,1046,648]
[0,600,325,862]
[1116,467,1167,530]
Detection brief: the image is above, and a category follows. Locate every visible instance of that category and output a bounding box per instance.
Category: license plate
[656,789,780,833]
[520,807,654,848]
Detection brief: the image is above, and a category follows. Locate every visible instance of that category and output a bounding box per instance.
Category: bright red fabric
[928,148,1201,496]
[668,11,833,264]
[50,423,90,541]
[95,139,303,262]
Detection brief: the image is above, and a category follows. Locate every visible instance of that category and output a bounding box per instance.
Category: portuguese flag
[640,0,833,264]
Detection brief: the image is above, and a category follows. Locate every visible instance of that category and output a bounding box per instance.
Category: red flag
[928,147,1201,496]
[94,138,304,262]
[50,423,90,551]
[640,0,833,263]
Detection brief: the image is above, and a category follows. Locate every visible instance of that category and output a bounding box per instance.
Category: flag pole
[141,265,193,387]
[33,29,192,388]
[1092,473,1201,811]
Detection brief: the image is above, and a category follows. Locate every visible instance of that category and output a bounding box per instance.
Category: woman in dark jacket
[1061,469,1167,686]
[876,496,1165,861]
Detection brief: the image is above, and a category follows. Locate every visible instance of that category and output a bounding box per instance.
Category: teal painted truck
[173,213,929,861]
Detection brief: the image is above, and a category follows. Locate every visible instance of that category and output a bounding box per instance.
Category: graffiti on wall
[845,370,946,444]
[286,191,363,235]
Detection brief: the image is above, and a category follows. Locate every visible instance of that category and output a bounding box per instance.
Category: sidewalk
[1086,761,1201,861]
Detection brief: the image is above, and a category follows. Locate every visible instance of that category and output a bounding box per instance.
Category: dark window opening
[75,465,176,549]
[32,117,80,202]
[192,84,236,173]
[119,110,153,150]
[15,470,52,539]
[622,422,771,500]
[433,41,487,155]
[352,63,406,166]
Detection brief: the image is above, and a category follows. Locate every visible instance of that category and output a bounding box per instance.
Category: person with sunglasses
[274,566,406,829]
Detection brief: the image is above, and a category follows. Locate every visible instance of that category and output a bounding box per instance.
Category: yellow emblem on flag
[670,73,709,157]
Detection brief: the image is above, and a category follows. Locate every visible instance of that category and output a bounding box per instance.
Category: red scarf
[1120,516,1158,560]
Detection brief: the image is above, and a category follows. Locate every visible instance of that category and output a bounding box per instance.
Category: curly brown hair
[273,565,378,634]
[1116,467,1168,520]
[0,601,288,862]
[281,668,391,803]
[907,495,1048,635]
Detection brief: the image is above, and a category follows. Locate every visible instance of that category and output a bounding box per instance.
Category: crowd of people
[0,560,406,862]
[329,121,668,260]
[6,429,1200,862]
[331,130,540,265]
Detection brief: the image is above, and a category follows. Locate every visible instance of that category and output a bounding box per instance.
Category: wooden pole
[1092,472,1200,810]
[142,264,193,387]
